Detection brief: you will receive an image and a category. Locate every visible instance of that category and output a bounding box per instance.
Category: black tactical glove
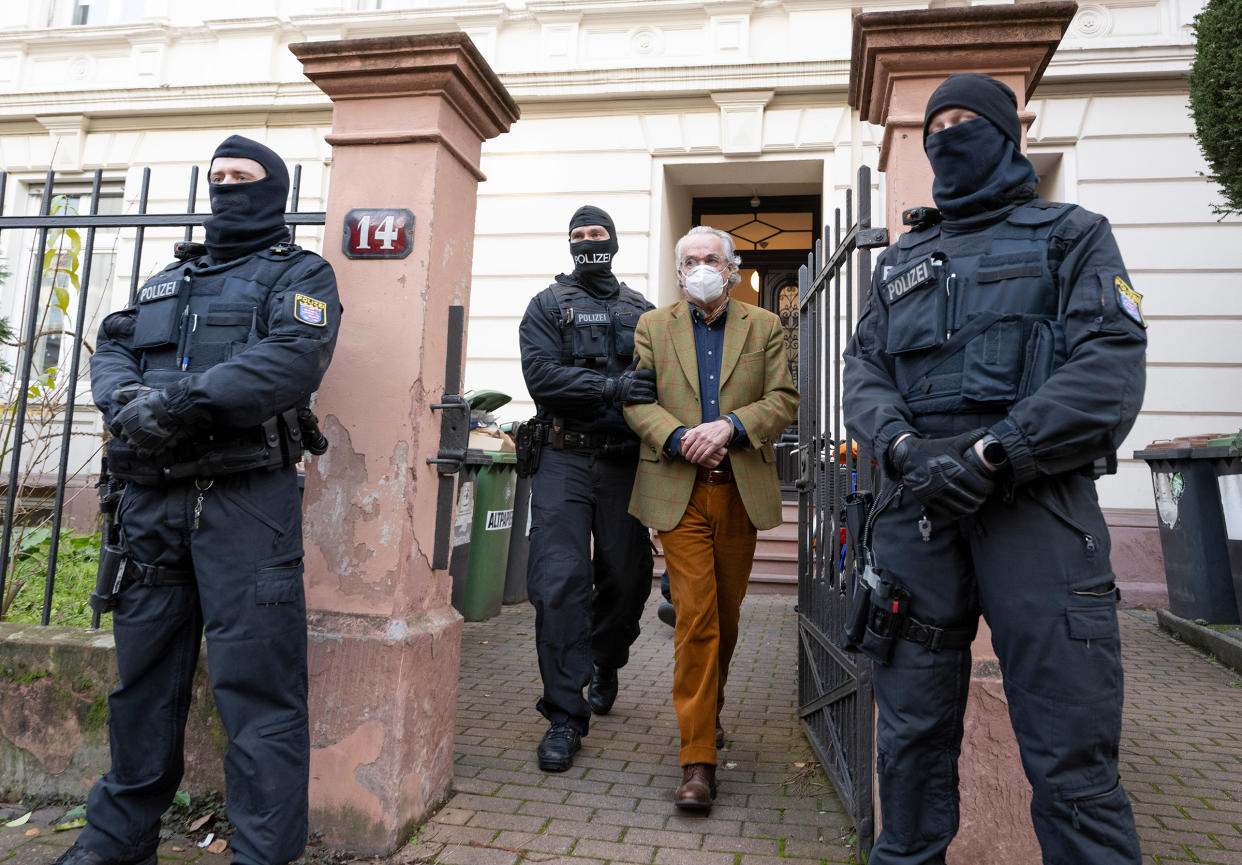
[111,389,185,457]
[111,384,155,406]
[602,368,657,407]
[889,429,994,517]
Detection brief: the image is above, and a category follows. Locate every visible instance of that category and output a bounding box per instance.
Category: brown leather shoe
[715,718,725,749]
[675,762,717,812]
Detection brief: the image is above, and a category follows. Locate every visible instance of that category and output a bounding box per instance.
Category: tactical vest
[877,200,1075,416]
[528,280,650,437]
[550,281,650,374]
[107,246,310,483]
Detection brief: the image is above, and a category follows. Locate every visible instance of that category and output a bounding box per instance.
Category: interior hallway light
[750,271,759,291]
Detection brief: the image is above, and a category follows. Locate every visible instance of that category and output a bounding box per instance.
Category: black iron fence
[796,165,888,856]
[0,165,323,628]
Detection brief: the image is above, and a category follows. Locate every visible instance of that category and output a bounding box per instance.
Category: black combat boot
[537,722,581,772]
[587,664,619,715]
[52,843,156,865]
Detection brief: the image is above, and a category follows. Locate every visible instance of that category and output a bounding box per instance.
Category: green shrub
[4,529,104,628]
[1188,0,1242,216]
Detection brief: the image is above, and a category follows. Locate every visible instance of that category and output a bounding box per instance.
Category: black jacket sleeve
[842,247,920,462]
[989,212,1147,484]
[162,253,341,429]
[90,309,145,427]
[518,288,608,418]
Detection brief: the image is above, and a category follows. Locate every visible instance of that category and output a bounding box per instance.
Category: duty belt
[540,426,633,451]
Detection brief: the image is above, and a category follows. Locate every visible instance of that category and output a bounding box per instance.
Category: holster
[842,491,875,653]
[858,572,909,665]
[515,419,544,478]
[297,406,329,455]
[843,562,908,664]
[89,457,127,615]
[89,540,128,615]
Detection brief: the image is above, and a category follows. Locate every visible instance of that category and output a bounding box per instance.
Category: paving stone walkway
[3,596,1241,865]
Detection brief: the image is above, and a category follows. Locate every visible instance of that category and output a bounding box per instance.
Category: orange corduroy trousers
[659,478,758,767]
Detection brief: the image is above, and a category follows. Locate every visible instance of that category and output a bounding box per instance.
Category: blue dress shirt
[667,300,748,457]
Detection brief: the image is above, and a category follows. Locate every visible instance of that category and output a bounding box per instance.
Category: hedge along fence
[1188,0,1242,216]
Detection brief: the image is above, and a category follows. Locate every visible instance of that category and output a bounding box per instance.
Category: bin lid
[1206,431,1242,453]
[482,450,517,464]
[463,448,493,466]
[1134,434,1231,461]
[1134,446,1192,460]
[1189,445,1242,460]
[466,389,511,413]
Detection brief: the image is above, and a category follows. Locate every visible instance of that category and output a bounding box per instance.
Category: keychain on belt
[193,478,214,530]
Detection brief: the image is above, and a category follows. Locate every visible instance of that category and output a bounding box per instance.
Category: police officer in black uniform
[519,205,656,772]
[57,136,340,865]
[843,75,1146,864]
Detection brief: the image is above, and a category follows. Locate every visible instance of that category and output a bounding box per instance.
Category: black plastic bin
[1135,440,1240,624]
[1190,441,1242,623]
[502,473,532,604]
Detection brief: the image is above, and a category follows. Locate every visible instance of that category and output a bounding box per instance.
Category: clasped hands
[679,417,734,468]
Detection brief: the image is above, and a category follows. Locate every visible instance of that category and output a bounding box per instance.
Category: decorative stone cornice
[849,1,1079,121]
[289,32,519,142]
[501,59,850,101]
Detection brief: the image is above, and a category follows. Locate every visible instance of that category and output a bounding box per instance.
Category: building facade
[0,0,1238,512]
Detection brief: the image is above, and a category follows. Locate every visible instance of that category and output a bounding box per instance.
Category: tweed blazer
[623,299,799,532]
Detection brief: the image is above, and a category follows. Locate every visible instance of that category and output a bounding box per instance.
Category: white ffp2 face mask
[683,264,726,305]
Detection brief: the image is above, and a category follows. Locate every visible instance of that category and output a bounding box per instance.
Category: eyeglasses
[679,254,730,271]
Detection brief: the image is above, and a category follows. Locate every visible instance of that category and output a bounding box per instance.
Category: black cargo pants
[78,465,308,865]
[867,470,1141,865]
[526,446,653,733]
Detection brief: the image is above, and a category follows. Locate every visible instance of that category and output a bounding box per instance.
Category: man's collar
[689,298,730,327]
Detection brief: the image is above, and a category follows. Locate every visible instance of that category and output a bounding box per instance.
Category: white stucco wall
[0,0,1237,512]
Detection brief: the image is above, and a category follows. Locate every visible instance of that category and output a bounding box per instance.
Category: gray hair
[674,226,742,287]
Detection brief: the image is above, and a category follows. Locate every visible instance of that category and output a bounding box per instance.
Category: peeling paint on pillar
[290,31,518,853]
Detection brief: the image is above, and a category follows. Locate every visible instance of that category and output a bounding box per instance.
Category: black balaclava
[922,74,1038,222]
[203,135,290,262]
[567,205,620,298]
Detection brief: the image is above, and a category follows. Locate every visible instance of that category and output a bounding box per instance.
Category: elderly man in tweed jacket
[624,226,798,811]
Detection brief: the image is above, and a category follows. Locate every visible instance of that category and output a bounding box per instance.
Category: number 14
[357,214,399,250]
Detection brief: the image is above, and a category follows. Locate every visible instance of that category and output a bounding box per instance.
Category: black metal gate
[0,166,323,628]
[796,165,888,855]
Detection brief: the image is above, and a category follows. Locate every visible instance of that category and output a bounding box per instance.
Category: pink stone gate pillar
[848,5,1076,863]
[288,34,519,853]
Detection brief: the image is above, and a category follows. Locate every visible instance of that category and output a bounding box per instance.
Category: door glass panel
[701,211,814,251]
[778,282,798,381]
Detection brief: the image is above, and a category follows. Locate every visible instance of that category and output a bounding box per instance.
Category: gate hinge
[857,227,889,250]
[427,393,469,475]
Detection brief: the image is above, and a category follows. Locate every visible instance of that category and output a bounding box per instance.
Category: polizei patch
[884,257,937,304]
[294,294,327,326]
[575,312,610,325]
[137,278,181,303]
[1115,275,1146,327]
[573,252,611,266]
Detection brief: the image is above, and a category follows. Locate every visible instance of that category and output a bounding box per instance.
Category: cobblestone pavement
[3,598,1240,865]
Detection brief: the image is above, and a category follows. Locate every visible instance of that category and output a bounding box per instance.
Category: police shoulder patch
[294,293,328,327]
[1115,275,1145,328]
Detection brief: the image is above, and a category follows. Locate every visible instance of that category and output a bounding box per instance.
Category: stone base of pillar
[948,629,1040,864]
[306,607,462,853]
